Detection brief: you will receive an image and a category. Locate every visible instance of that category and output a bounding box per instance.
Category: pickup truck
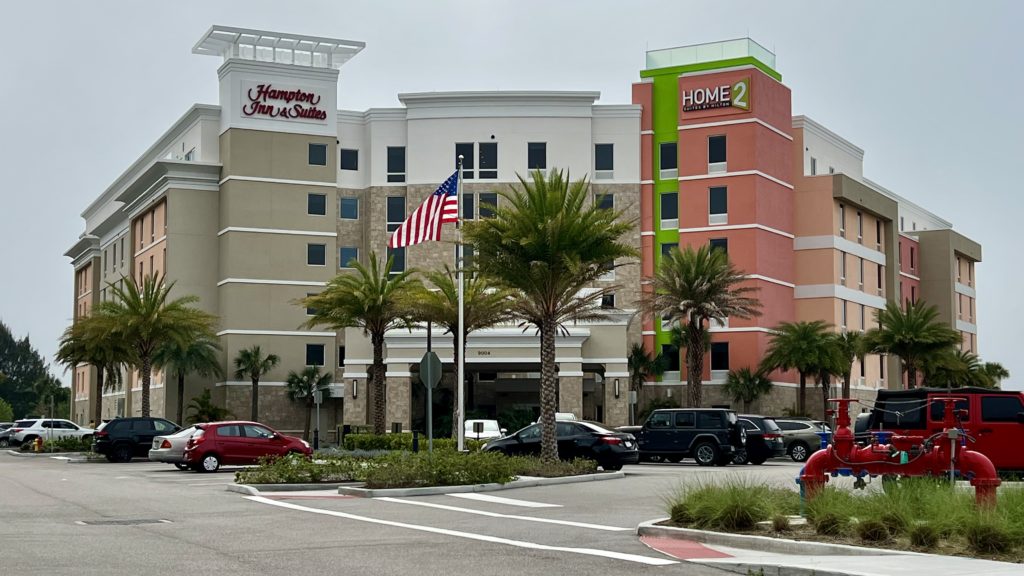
[618,408,746,466]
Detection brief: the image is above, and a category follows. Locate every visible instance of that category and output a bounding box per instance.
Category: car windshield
[577,421,615,434]
[171,426,197,437]
[762,418,782,433]
[465,421,500,432]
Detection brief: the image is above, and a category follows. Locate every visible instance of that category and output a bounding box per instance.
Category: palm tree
[866,300,960,389]
[723,367,773,413]
[923,348,994,389]
[186,389,233,424]
[626,343,666,425]
[56,315,131,425]
[233,346,280,422]
[761,321,835,416]
[92,274,217,417]
[464,169,636,463]
[832,331,868,399]
[410,265,515,438]
[154,333,223,426]
[983,362,1010,388]
[301,253,422,435]
[644,245,761,408]
[285,366,333,441]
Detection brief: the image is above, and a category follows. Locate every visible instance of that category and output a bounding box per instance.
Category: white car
[464,419,506,440]
[9,419,95,445]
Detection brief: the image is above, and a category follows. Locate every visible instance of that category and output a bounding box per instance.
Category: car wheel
[732,449,749,465]
[113,444,133,463]
[789,441,810,463]
[602,462,623,471]
[665,455,682,464]
[173,463,189,471]
[105,454,117,463]
[200,453,220,473]
[693,442,720,467]
[0,438,8,448]
[749,456,767,465]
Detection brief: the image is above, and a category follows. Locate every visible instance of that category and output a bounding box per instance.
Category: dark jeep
[618,408,746,466]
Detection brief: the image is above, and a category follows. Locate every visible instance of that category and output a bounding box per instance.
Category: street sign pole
[313,390,323,450]
[419,345,442,453]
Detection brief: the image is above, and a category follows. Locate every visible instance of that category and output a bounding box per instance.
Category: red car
[183,421,311,472]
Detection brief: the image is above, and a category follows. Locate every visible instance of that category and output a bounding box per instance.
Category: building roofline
[792,115,864,160]
[81,104,221,221]
[863,177,953,229]
[398,91,601,105]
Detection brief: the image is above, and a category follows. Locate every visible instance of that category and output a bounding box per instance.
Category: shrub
[814,512,848,536]
[963,515,1014,555]
[236,453,373,484]
[878,511,909,536]
[342,433,484,452]
[856,518,889,542]
[669,479,796,532]
[771,514,791,532]
[909,523,939,549]
[509,456,597,478]
[670,502,693,524]
[363,450,517,489]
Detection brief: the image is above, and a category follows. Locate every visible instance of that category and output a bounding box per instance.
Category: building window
[900,216,905,231]
[307,193,327,216]
[479,192,497,218]
[338,346,346,368]
[599,260,615,281]
[596,193,613,211]
[339,197,359,219]
[462,193,475,221]
[660,192,678,226]
[857,211,863,242]
[858,257,864,289]
[968,263,973,285]
[307,244,326,266]
[184,148,195,162]
[810,157,818,176]
[838,204,846,237]
[388,247,406,274]
[308,143,327,166]
[956,257,962,282]
[708,135,727,172]
[659,142,677,179]
[600,293,615,308]
[527,142,546,170]
[910,285,917,303]
[479,142,497,179]
[339,247,359,268]
[860,304,866,331]
[387,196,406,226]
[829,166,835,174]
[709,186,727,224]
[387,146,406,182]
[340,149,358,171]
[709,238,728,254]
[710,342,729,372]
[841,300,848,329]
[595,143,614,178]
[305,344,325,367]
[661,243,675,257]
[306,293,317,316]
[877,263,884,294]
[909,246,916,270]
[839,251,847,284]
[876,221,883,248]
[455,143,474,179]
[150,211,155,242]
[120,237,125,268]
[662,344,681,372]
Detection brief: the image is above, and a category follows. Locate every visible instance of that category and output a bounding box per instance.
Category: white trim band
[678,170,793,190]
[794,235,886,266]
[680,223,794,240]
[218,278,328,287]
[218,227,337,238]
[956,319,977,334]
[679,118,792,141]
[955,282,976,298]
[216,329,336,337]
[745,274,796,289]
[215,380,288,387]
[899,271,921,281]
[219,175,337,188]
[794,284,887,309]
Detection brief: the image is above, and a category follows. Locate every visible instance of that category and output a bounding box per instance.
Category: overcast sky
[1,0,1020,390]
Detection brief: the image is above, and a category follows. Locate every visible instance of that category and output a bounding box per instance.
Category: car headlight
[481,442,489,451]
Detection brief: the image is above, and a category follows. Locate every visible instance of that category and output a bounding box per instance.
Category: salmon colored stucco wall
[677,68,792,137]
[133,200,168,281]
[898,235,920,304]
[677,123,791,186]
[678,171,792,235]
[75,263,93,319]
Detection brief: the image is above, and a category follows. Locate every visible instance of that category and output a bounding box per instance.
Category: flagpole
[456,155,466,452]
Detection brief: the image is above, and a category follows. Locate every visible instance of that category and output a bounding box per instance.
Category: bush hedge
[342,433,485,452]
[18,436,92,453]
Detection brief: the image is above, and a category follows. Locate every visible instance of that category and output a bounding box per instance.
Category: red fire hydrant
[799,396,1000,507]
[34,437,44,453]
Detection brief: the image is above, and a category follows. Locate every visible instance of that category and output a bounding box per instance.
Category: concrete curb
[227,484,261,496]
[5,450,88,457]
[637,519,913,557]
[232,482,360,493]
[338,471,625,498]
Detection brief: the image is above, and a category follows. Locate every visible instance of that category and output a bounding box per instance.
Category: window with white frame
[708,135,727,173]
[527,142,546,170]
[659,142,677,180]
[857,211,863,242]
[339,197,359,219]
[838,204,846,237]
[709,186,727,225]
[307,244,326,266]
[839,251,846,284]
[810,156,817,176]
[340,149,358,171]
[305,344,325,367]
[386,196,406,273]
[660,192,678,229]
[858,257,864,289]
[387,146,406,183]
[594,143,614,179]
[841,300,847,330]
[307,193,327,216]
[596,193,613,211]
[339,247,358,269]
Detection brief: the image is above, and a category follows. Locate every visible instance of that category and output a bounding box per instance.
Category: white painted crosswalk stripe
[375,497,630,532]
[246,496,675,566]
[448,493,561,508]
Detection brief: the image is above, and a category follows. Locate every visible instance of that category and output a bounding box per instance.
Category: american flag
[388,171,460,248]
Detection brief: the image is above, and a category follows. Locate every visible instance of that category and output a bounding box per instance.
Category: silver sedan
[149,426,197,470]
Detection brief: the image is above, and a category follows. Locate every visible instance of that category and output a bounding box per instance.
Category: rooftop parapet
[193,25,364,69]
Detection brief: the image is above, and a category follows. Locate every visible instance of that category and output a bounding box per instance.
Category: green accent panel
[640,56,782,82]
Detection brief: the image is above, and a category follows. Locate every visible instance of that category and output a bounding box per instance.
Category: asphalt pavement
[0,451,810,575]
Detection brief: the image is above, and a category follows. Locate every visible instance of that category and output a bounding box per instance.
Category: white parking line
[448,493,562,508]
[375,497,629,532]
[245,496,674,566]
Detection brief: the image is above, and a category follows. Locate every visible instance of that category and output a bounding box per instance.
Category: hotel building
[65,29,980,433]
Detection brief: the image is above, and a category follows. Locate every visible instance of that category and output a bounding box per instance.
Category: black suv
[620,408,746,466]
[93,417,180,462]
[734,415,787,465]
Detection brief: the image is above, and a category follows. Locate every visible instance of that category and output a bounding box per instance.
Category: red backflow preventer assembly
[798,396,1000,506]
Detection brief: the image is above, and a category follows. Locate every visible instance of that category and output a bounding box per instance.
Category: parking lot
[0,450,812,575]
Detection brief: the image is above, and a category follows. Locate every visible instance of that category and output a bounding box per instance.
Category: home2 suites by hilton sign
[242,83,328,122]
[681,77,751,113]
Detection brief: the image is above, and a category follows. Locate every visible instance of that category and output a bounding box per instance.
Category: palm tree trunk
[907,363,917,389]
[251,377,259,421]
[798,372,807,415]
[141,355,152,417]
[94,366,105,426]
[539,317,558,463]
[304,399,312,441]
[842,372,852,400]
[176,370,185,426]
[685,319,705,408]
[820,373,830,420]
[372,333,386,435]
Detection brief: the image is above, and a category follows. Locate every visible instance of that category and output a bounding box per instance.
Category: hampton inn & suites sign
[242,83,328,121]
